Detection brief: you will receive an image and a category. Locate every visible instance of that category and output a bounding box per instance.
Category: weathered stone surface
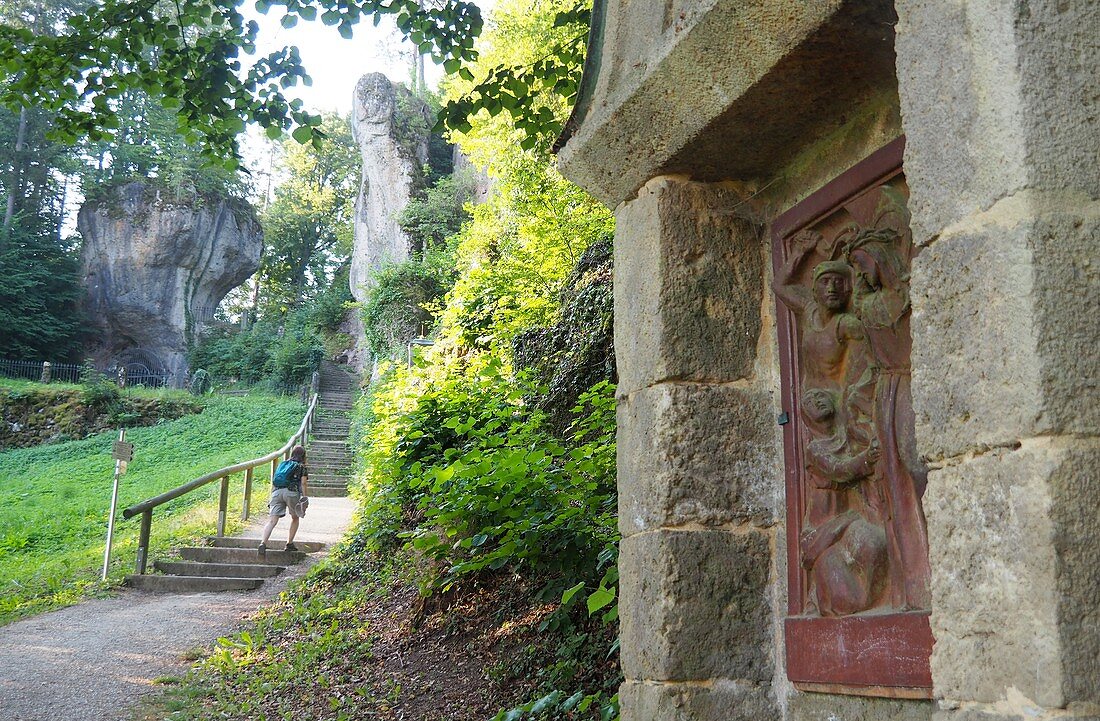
[786,690,931,721]
[619,529,772,682]
[911,202,1100,461]
[620,679,778,721]
[615,178,763,397]
[925,441,1099,708]
[896,0,1100,244]
[617,383,777,536]
[348,73,430,304]
[558,0,900,206]
[78,181,261,382]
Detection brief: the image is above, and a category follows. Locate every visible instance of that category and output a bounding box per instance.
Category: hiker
[259,445,309,553]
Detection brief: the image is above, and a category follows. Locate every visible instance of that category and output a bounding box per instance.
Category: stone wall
[559,0,1098,720]
[896,1,1099,716]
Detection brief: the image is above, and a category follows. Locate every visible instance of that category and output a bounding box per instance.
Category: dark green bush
[361,254,455,361]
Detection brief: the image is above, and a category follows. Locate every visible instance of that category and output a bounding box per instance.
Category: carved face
[813,272,851,311]
[802,388,837,425]
[851,249,880,290]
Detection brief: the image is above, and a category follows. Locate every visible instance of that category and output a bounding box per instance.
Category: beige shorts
[268,487,302,518]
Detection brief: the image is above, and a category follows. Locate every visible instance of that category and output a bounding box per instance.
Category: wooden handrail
[121,393,319,574]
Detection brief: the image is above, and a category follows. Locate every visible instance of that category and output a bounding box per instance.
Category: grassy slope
[0,395,304,625]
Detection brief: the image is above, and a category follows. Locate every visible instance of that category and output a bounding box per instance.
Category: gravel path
[0,496,357,721]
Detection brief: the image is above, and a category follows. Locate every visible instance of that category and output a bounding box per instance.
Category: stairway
[127,537,324,592]
[306,361,359,498]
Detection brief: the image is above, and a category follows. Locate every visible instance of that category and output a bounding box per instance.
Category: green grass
[0,395,305,625]
[0,376,196,402]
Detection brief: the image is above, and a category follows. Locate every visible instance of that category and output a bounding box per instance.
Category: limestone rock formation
[78,181,262,384]
[349,73,431,305]
[345,73,433,370]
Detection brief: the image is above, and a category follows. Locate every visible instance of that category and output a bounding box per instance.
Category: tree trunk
[3,106,28,232]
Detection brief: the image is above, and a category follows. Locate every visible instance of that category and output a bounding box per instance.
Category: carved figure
[847,229,931,610]
[774,231,867,395]
[776,180,931,618]
[798,387,887,616]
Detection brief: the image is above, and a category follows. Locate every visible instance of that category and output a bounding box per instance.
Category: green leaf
[291,125,312,143]
[338,23,354,39]
[530,691,563,714]
[281,14,298,28]
[265,124,283,140]
[561,581,585,605]
[586,587,615,615]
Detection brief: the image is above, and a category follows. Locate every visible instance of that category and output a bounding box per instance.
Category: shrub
[361,254,455,361]
[359,354,616,594]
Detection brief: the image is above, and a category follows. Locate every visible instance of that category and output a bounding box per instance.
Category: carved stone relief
[776,175,930,618]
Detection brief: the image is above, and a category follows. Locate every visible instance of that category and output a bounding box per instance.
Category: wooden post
[216,475,230,537]
[242,467,254,520]
[135,510,152,575]
[271,457,278,482]
[40,361,51,384]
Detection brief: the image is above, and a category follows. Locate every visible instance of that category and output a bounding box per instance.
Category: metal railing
[0,358,82,384]
[0,359,171,387]
[121,393,320,574]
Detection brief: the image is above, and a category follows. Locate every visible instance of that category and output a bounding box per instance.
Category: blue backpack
[273,460,302,490]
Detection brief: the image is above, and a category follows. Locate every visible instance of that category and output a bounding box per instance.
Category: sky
[241,6,445,117]
[236,4,453,190]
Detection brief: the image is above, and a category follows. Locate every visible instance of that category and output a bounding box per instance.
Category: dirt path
[0,496,356,721]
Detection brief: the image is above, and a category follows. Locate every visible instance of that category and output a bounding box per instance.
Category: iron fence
[0,358,82,384]
[0,359,170,388]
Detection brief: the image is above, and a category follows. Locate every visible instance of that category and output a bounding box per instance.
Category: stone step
[310,467,352,476]
[127,574,264,592]
[154,560,287,578]
[204,537,325,553]
[310,474,350,483]
[179,546,307,565]
[310,486,348,497]
[306,451,352,460]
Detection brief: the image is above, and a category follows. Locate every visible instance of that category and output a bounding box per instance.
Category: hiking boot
[257,543,266,554]
[285,542,299,552]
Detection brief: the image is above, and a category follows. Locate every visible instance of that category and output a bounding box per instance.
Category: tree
[0,0,587,163]
[257,113,359,317]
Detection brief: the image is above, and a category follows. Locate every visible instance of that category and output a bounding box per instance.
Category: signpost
[102,429,133,580]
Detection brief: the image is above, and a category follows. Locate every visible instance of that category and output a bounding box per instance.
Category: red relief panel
[772,137,933,697]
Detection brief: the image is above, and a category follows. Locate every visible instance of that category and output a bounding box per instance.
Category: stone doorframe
[558,1,1099,720]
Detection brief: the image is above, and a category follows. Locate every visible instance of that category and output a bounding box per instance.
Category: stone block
[619,679,778,721]
[619,529,773,682]
[614,178,764,397]
[925,441,1100,708]
[786,691,931,721]
[911,206,1100,461]
[932,699,1100,721]
[617,383,778,537]
[896,0,1100,243]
